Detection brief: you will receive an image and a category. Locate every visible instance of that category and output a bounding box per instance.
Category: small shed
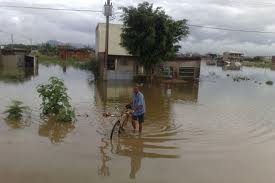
[0,48,37,69]
[157,56,201,81]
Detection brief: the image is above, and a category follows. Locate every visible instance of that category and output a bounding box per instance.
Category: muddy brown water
[1,63,275,183]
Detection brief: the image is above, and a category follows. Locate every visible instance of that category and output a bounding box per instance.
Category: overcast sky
[0,0,275,56]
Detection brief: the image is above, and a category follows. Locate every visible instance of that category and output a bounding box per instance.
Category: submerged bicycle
[103,105,133,140]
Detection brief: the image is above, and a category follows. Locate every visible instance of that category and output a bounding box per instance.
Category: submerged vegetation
[231,75,273,86]
[266,81,273,85]
[36,54,99,79]
[3,100,30,121]
[37,54,92,69]
[242,61,272,68]
[37,77,75,122]
[233,76,250,82]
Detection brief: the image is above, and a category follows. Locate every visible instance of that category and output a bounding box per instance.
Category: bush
[90,60,99,79]
[233,76,250,82]
[3,100,30,120]
[37,77,75,122]
[266,81,273,85]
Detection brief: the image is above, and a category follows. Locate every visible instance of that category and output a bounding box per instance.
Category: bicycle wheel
[110,120,121,140]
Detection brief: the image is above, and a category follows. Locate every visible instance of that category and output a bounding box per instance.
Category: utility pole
[103,0,112,80]
[30,38,33,51]
[30,38,32,51]
[11,34,14,49]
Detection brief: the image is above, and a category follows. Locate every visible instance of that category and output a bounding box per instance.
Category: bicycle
[103,105,133,140]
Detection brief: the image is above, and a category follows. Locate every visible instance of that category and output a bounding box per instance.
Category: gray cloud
[0,0,274,56]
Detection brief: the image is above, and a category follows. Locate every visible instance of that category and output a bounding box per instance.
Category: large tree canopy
[120,2,189,73]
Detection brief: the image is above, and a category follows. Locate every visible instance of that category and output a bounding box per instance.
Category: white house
[95,23,201,81]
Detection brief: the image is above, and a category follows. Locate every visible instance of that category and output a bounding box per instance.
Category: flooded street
[1,63,275,183]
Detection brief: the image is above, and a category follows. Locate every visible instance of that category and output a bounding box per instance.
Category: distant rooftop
[0,48,30,55]
[224,51,244,54]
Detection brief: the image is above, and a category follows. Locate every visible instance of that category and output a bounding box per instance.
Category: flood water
[1,63,275,183]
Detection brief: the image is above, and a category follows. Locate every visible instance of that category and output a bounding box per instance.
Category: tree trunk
[146,65,154,84]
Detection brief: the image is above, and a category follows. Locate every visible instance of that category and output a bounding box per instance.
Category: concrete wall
[97,52,136,80]
[0,55,25,68]
[96,23,131,56]
[158,59,201,80]
[107,57,135,80]
[162,60,201,68]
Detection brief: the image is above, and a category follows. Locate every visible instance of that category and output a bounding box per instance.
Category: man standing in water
[132,87,146,133]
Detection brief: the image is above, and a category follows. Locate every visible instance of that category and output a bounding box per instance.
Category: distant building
[58,46,94,61]
[0,48,37,69]
[223,51,244,63]
[272,56,275,64]
[95,23,201,81]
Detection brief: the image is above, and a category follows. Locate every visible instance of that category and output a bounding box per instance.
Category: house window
[107,59,115,70]
[179,67,195,78]
[120,58,128,66]
[161,67,173,78]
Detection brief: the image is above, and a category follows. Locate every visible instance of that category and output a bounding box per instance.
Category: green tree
[120,2,189,76]
[38,43,58,56]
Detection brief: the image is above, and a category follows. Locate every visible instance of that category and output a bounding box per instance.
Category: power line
[0,5,102,12]
[1,4,275,35]
[229,0,275,7]
[188,24,275,34]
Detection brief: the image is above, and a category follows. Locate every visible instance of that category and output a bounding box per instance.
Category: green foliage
[3,100,30,120]
[266,81,273,85]
[233,76,250,82]
[120,2,189,73]
[38,54,97,72]
[90,61,99,78]
[37,77,75,122]
[242,61,271,68]
[38,43,58,56]
[5,44,38,51]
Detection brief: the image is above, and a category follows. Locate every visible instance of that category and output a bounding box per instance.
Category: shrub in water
[37,77,75,122]
[3,100,30,120]
[266,81,273,85]
[233,76,250,82]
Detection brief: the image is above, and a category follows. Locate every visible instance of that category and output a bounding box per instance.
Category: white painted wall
[96,23,131,56]
[107,59,134,80]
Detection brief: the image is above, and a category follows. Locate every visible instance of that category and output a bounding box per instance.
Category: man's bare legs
[132,119,137,131]
[139,123,142,133]
[132,120,143,133]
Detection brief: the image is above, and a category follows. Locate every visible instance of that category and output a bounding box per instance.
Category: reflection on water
[4,118,31,129]
[96,81,198,108]
[98,138,111,177]
[96,81,197,179]
[113,136,179,179]
[63,65,67,73]
[38,119,75,144]
[163,83,199,102]
[0,66,38,83]
[2,64,275,182]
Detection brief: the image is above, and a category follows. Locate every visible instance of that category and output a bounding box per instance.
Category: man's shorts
[132,114,144,124]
